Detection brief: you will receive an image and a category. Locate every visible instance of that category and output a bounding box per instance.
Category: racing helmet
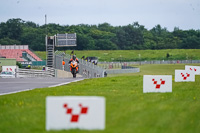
[72,55,76,60]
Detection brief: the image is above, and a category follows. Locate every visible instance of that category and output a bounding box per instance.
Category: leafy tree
[0,37,21,45]
[23,21,39,28]
[0,18,200,51]
[16,62,22,68]
[115,23,145,50]
[0,18,23,40]
[77,34,96,50]
[95,39,118,50]
[20,27,45,50]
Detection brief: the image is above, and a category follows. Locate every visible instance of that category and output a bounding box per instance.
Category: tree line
[0,18,200,51]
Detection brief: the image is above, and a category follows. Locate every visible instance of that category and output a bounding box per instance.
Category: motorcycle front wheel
[72,69,76,78]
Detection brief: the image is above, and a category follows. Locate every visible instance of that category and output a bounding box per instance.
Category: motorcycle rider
[68,55,79,72]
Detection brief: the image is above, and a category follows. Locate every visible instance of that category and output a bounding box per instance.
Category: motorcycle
[69,60,79,78]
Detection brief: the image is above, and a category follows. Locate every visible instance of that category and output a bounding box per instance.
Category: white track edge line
[0,89,32,96]
[48,78,84,88]
[0,79,85,96]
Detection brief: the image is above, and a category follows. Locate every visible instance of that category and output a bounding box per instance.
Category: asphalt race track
[0,77,84,95]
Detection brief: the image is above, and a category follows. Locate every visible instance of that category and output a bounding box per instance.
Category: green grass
[35,49,200,62]
[0,64,200,133]
[35,51,46,60]
[109,64,193,76]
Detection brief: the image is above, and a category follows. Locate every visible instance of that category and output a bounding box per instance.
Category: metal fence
[16,67,55,78]
[106,67,140,74]
[54,51,105,78]
[99,60,200,69]
[32,61,46,66]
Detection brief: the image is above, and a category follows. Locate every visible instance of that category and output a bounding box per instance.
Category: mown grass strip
[35,49,200,62]
[0,64,200,133]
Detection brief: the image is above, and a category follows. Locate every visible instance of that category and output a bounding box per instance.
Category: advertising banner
[185,65,200,75]
[46,96,105,131]
[143,75,172,93]
[175,70,195,82]
[2,66,16,74]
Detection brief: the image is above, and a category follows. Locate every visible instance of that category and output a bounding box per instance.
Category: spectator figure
[92,61,98,65]
[62,60,65,65]
[81,56,85,60]
[26,65,31,69]
[71,50,74,55]
[62,60,65,71]
[42,66,45,71]
[166,53,170,58]
[104,71,107,77]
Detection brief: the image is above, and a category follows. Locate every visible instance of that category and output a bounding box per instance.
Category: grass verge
[35,49,200,62]
[0,64,200,133]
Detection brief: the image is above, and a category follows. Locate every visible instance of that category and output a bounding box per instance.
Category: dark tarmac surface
[0,77,84,95]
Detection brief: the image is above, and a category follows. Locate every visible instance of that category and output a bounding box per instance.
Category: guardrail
[16,67,55,78]
[99,60,200,69]
[105,67,140,74]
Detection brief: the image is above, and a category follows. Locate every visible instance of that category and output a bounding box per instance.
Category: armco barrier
[106,67,140,74]
[16,67,55,78]
[99,60,200,69]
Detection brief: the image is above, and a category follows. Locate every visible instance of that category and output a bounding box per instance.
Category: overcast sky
[0,0,200,31]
